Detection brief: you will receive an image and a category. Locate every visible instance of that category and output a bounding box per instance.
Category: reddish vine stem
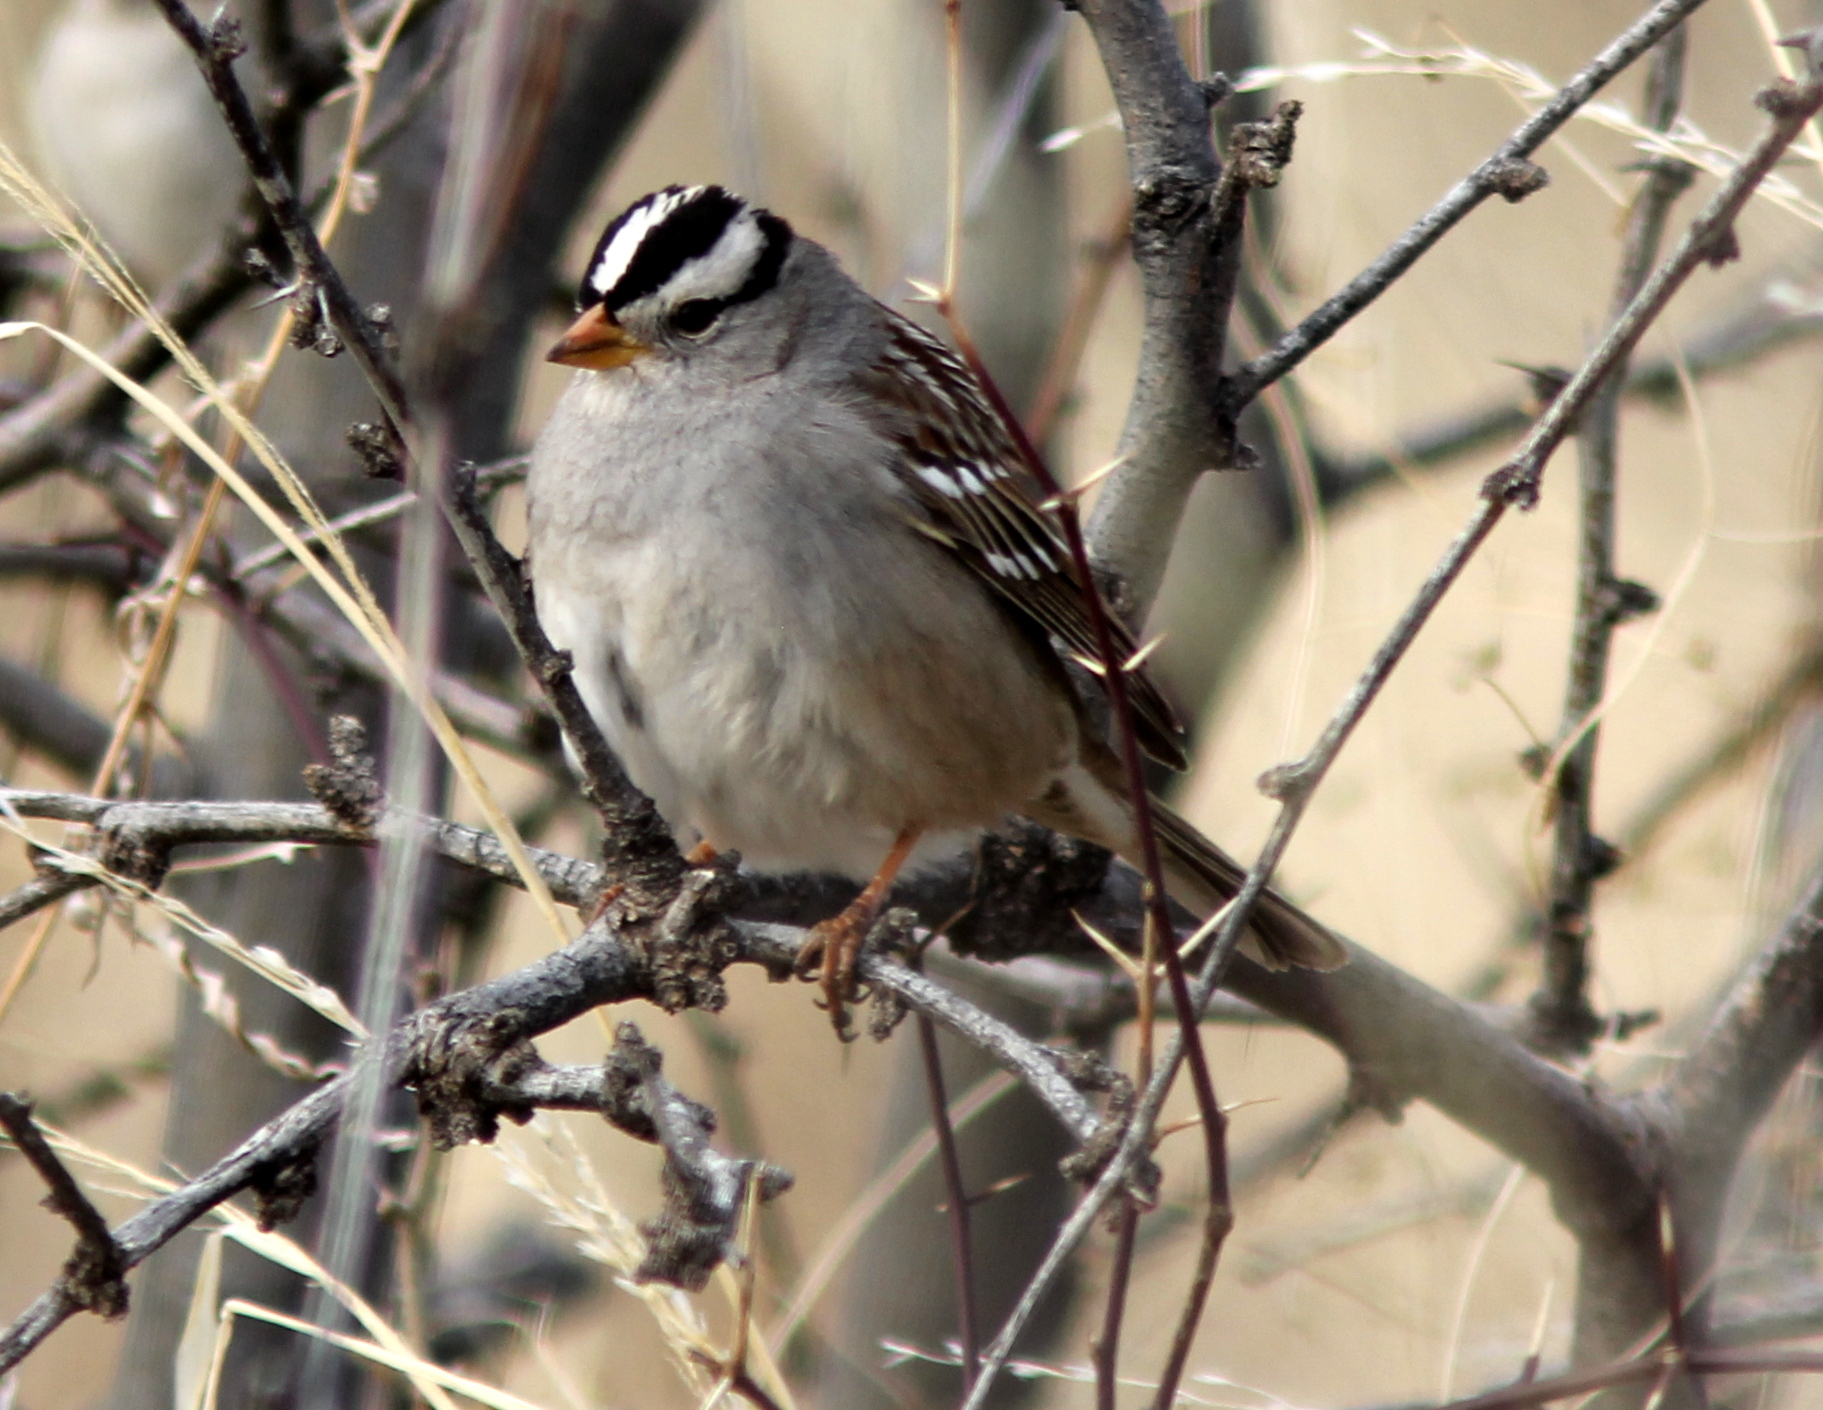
[1095,1200,1140,1410]
[939,301,1231,1376]
[915,1013,979,1390]
[1150,1085,1233,1410]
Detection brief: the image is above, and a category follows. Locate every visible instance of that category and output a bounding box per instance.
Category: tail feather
[1148,799,1347,971]
[1024,755,1348,972]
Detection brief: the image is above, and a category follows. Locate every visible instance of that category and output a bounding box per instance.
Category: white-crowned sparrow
[30,0,243,289]
[528,185,1345,1018]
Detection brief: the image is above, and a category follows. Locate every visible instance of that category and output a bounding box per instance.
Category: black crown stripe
[580,187,794,318]
[577,188,671,308]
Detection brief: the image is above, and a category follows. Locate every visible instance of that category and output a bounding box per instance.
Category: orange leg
[683,839,721,867]
[797,827,921,1032]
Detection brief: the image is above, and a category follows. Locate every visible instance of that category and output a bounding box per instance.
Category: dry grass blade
[495,1118,720,1398]
[174,1229,225,1410]
[0,807,361,1035]
[0,148,572,950]
[215,1216,463,1410]
[214,1300,549,1410]
[767,1070,1017,1357]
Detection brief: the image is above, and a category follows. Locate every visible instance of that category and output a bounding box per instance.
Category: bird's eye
[671,299,721,336]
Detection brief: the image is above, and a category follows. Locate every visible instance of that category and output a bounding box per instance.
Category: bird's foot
[795,904,875,1041]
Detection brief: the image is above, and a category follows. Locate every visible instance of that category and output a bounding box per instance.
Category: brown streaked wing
[852,307,1189,772]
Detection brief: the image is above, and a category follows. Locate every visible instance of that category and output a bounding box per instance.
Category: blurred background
[4,0,1823,1407]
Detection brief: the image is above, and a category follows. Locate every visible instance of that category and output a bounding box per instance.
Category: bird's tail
[1025,756,1348,972]
[1148,796,1347,971]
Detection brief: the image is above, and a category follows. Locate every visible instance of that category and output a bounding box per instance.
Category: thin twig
[150,0,409,431]
[1225,0,1712,408]
[959,62,1823,1410]
[1530,24,1691,1055]
[936,300,1237,1406]
[0,870,89,933]
[1485,71,1823,511]
[1149,1094,1233,1410]
[916,1015,978,1390]
[0,1093,128,1319]
[1094,1202,1138,1410]
[929,2,1243,1369]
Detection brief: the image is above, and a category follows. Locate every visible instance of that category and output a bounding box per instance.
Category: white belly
[527,382,1075,879]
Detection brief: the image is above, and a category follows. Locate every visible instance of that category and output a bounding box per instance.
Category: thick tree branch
[1663,869,1823,1181]
[1072,0,1229,612]
[961,59,1823,1406]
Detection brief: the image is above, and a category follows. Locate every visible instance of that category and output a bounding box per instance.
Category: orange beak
[547,303,648,369]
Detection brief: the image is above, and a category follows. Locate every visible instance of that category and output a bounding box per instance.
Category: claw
[793,828,921,1038]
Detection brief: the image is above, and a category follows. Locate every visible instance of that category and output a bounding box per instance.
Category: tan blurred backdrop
[4,0,1823,1406]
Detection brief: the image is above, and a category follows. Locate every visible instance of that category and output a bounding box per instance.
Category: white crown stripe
[586,186,704,297]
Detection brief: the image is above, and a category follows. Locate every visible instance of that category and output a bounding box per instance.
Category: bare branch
[1225,0,1713,409]
[445,465,680,901]
[1071,0,1229,611]
[917,1015,979,1388]
[151,0,408,432]
[1093,1202,1137,1410]
[961,57,1823,1402]
[1665,869,1823,1179]
[0,1093,129,1320]
[0,869,91,932]
[583,1022,792,1292]
[0,795,1126,1374]
[1486,72,1823,508]
[1318,272,1823,507]
[1531,26,1691,1055]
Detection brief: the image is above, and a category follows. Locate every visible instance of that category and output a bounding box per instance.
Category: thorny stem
[961,60,1823,1410]
[1488,72,1823,510]
[1531,25,1692,1055]
[932,49,1225,1402]
[1150,1084,1233,1410]
[1224,0,1715,409]
[916,1014,978,1391]
[1094,1201,1138,1410]
[941,305,1232,1407]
